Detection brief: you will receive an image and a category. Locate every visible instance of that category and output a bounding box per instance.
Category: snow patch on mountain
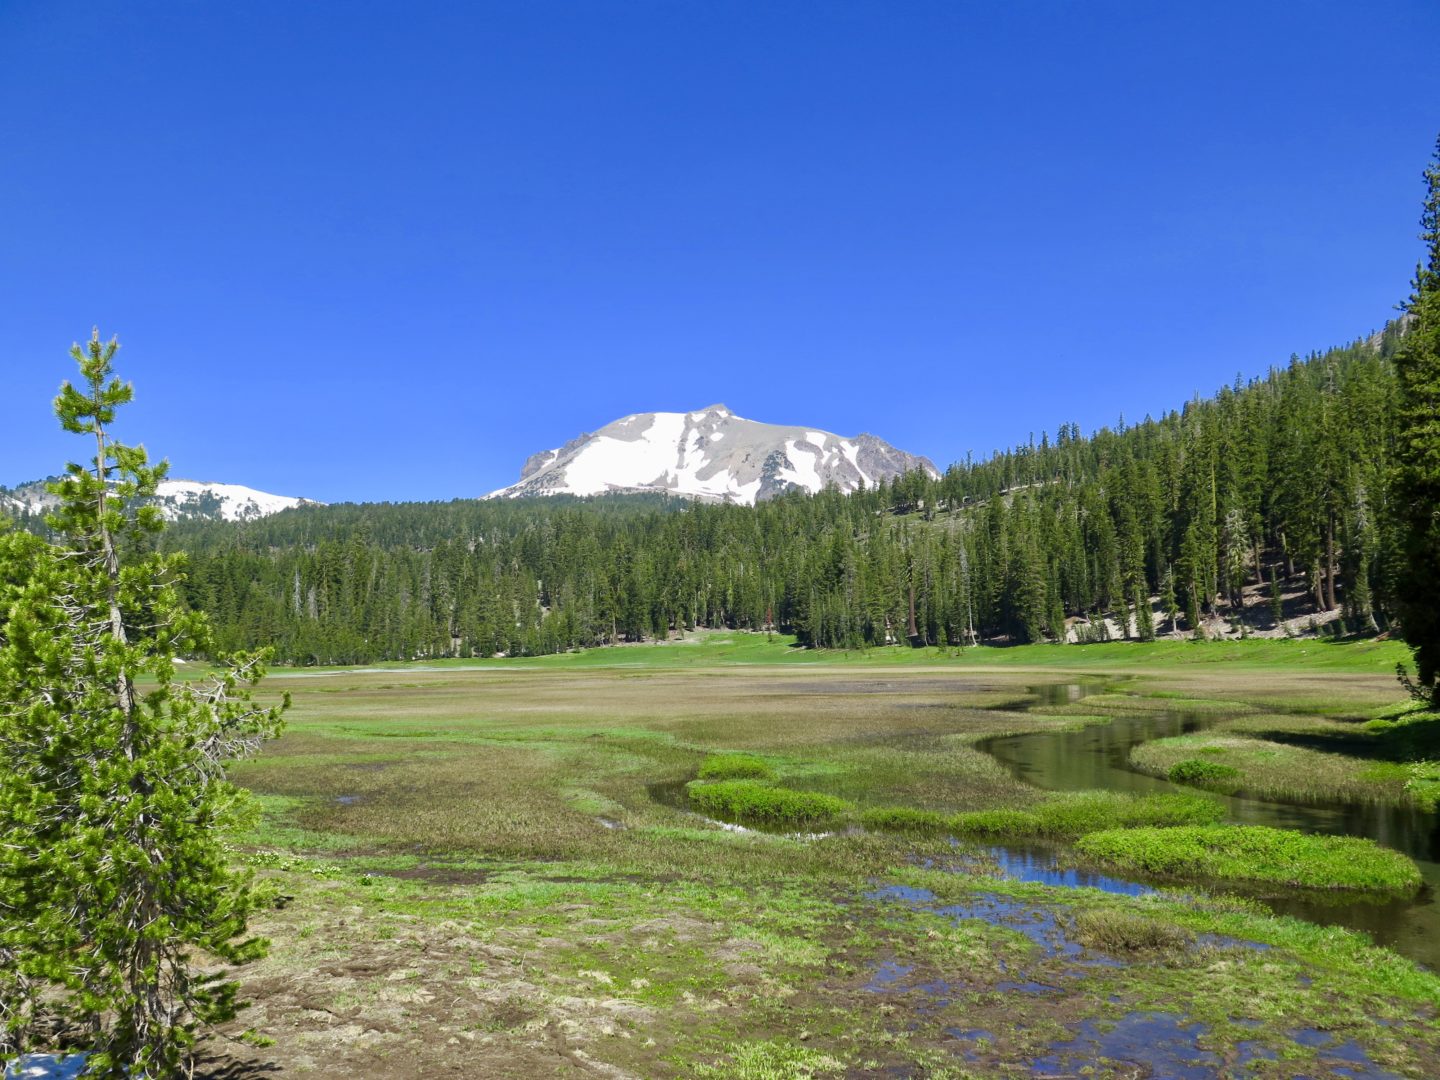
[0,477,317,523]
[151,480,314,521]
[488,404,938,504]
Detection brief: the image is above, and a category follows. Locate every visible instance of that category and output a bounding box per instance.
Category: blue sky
[2,1,1437,503]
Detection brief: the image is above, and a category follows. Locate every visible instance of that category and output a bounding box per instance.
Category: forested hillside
[130,322,1409,664]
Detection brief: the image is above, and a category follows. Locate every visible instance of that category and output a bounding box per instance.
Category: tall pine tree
[1393,138,1440,705]
[0,333,288,1075]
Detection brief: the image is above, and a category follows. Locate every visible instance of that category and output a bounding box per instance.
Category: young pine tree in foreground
[0,332,288,1077]
[1393,138,1440,707]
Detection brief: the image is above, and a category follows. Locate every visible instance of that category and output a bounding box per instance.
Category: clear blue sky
[2,2,1437,503]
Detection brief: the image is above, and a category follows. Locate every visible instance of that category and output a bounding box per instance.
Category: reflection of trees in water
[976,700,1440,968]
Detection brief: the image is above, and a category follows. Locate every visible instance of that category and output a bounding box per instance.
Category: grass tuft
[697,753,776,781]
[859,791,1224,840]
[857,806,951,834]
[1077,824,1423,893]
[1167,757,1242,788]
[691,1040,845,1079]
[1025,791,1224,836]
[685,780,853,829]
[1071,908,1193,954]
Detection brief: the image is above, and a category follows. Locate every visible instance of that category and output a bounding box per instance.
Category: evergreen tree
[0,315,1411,663]
[1393,137,1440,705]
[1160,564,1180,637]
[0,333,288,1075]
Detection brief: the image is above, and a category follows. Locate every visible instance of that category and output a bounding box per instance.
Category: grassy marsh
[859,790,1225,840]
[205,635,1440,1077]
[1133,707,1440,806]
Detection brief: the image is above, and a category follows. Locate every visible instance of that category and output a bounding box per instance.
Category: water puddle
[867,883,1086,959]
[1234,1039,1278,1067]
[1028,1012,1219,1078]
[945,1028,996,1062]
[1287,1029,1400,1078]
[1025,1015,1400,1079]
[986,843,1156,897]
[993,979,1057,994]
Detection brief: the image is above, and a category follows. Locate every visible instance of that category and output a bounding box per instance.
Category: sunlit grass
[1132,727,1430,805]
[1076,825,1423,894]
[212,644,1440,1076]
[686,780,853,828]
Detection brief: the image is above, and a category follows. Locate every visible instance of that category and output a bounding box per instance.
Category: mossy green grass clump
[1022,791,1224,836]
[941,790,1224,840]
[857,806,951,834]
[1167,757,1242,788]
[859,791,1224,840]
[696,752,775,781]
[686,780,852,828]
[1398,760,1440,808]
[1077,824,1423,893]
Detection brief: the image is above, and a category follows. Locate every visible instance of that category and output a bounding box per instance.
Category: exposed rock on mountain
[488,405,938,504]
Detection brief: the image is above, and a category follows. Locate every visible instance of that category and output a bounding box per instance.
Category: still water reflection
[978,685,1440,968]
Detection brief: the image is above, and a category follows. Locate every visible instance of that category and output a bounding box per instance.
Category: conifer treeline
[159,326,1407,664]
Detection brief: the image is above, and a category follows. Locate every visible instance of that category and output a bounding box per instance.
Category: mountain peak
[488,407,937,504]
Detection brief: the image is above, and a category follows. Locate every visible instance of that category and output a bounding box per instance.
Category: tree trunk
[94,422,134,727]
[1324,520,1338,611]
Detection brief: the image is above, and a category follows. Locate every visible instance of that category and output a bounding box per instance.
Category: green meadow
[210,634,1440,1078]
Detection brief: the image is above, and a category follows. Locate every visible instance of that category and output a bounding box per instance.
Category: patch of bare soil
[367,865,493,886]
[204,904,659,1078]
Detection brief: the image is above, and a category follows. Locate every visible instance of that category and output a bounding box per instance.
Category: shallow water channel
[977,682,1440,969]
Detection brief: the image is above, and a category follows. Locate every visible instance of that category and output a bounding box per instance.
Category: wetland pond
[978,682,1440,969]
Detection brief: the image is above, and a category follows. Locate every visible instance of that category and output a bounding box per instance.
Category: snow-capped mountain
[488,405,939,504]
[0,477,318,523]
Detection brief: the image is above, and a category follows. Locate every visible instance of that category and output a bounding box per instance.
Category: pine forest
[88,321,1415,666]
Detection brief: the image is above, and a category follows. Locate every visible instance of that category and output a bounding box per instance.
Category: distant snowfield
[0,477,315,523]
[489,404,938,504]
[154,479,310,521]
